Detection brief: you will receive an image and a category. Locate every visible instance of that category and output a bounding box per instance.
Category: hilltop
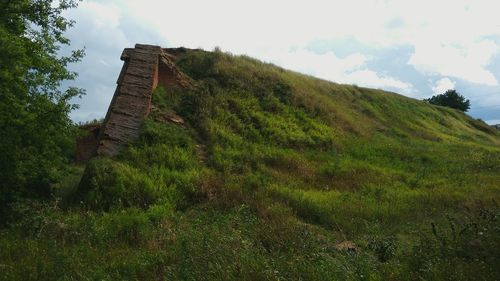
[1,47,499,280]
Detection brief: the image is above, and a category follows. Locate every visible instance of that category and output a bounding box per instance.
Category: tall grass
[1,49,499,280]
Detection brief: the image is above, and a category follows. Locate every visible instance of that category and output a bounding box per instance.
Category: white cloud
[257,48,366,79]
[252,48,413,93]
[80,1,121,28]
[115,0,500,87]
[381,1,500,85]
[432,78,456,95]
[485,119,500,125]
[64,1,131,49]
[346,69,414,93]
[409,40,499,86]
[70,0,500,59]
[61,0,500,122]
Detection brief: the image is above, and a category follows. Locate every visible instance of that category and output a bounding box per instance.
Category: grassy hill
[1,49,499,280]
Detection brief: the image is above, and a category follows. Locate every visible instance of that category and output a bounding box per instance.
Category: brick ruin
[75,124,101,164]
[76,44,190,163]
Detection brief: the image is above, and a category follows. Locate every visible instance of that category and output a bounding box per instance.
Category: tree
[424,89,470,112]
[0,0,84,221]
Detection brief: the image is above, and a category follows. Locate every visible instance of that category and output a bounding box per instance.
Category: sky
[62,0,500,125]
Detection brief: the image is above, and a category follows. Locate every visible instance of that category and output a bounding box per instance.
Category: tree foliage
[0,0,84,221]
[424,89,470,112]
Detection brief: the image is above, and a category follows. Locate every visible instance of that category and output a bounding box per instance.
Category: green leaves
[424,89,471,112]
[0,0,84,222]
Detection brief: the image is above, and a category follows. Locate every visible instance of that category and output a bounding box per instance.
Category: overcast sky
[63,0,500,124]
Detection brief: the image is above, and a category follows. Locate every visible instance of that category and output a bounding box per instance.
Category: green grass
[1,49,499,280]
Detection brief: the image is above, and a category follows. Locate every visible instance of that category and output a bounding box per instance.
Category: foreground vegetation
[0,0,85,221]
[1,50,499,280]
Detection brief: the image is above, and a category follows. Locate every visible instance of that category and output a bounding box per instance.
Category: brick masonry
[76,44,190,160]
[75,124,101,164]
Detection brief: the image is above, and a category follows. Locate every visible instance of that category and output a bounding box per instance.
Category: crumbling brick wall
[94,44,189,158]
[75,124,101,164]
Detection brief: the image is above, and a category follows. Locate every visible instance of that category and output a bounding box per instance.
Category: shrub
[424,89,470,112]
[406,207,500,279]
[0,0,84,224]
[368,235,397,262]
[79,158,164,210]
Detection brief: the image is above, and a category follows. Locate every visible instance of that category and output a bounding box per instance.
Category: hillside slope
[1,49,499,281]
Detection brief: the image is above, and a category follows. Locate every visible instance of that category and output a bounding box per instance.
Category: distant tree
[424,89,470,112]
[0,0,84,221]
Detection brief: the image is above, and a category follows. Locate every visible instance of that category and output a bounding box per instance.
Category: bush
[79,158,166,210]
[406,207,500,279]
[77,120,203,211]
[424,89,470,112]
[0,0,84,224]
